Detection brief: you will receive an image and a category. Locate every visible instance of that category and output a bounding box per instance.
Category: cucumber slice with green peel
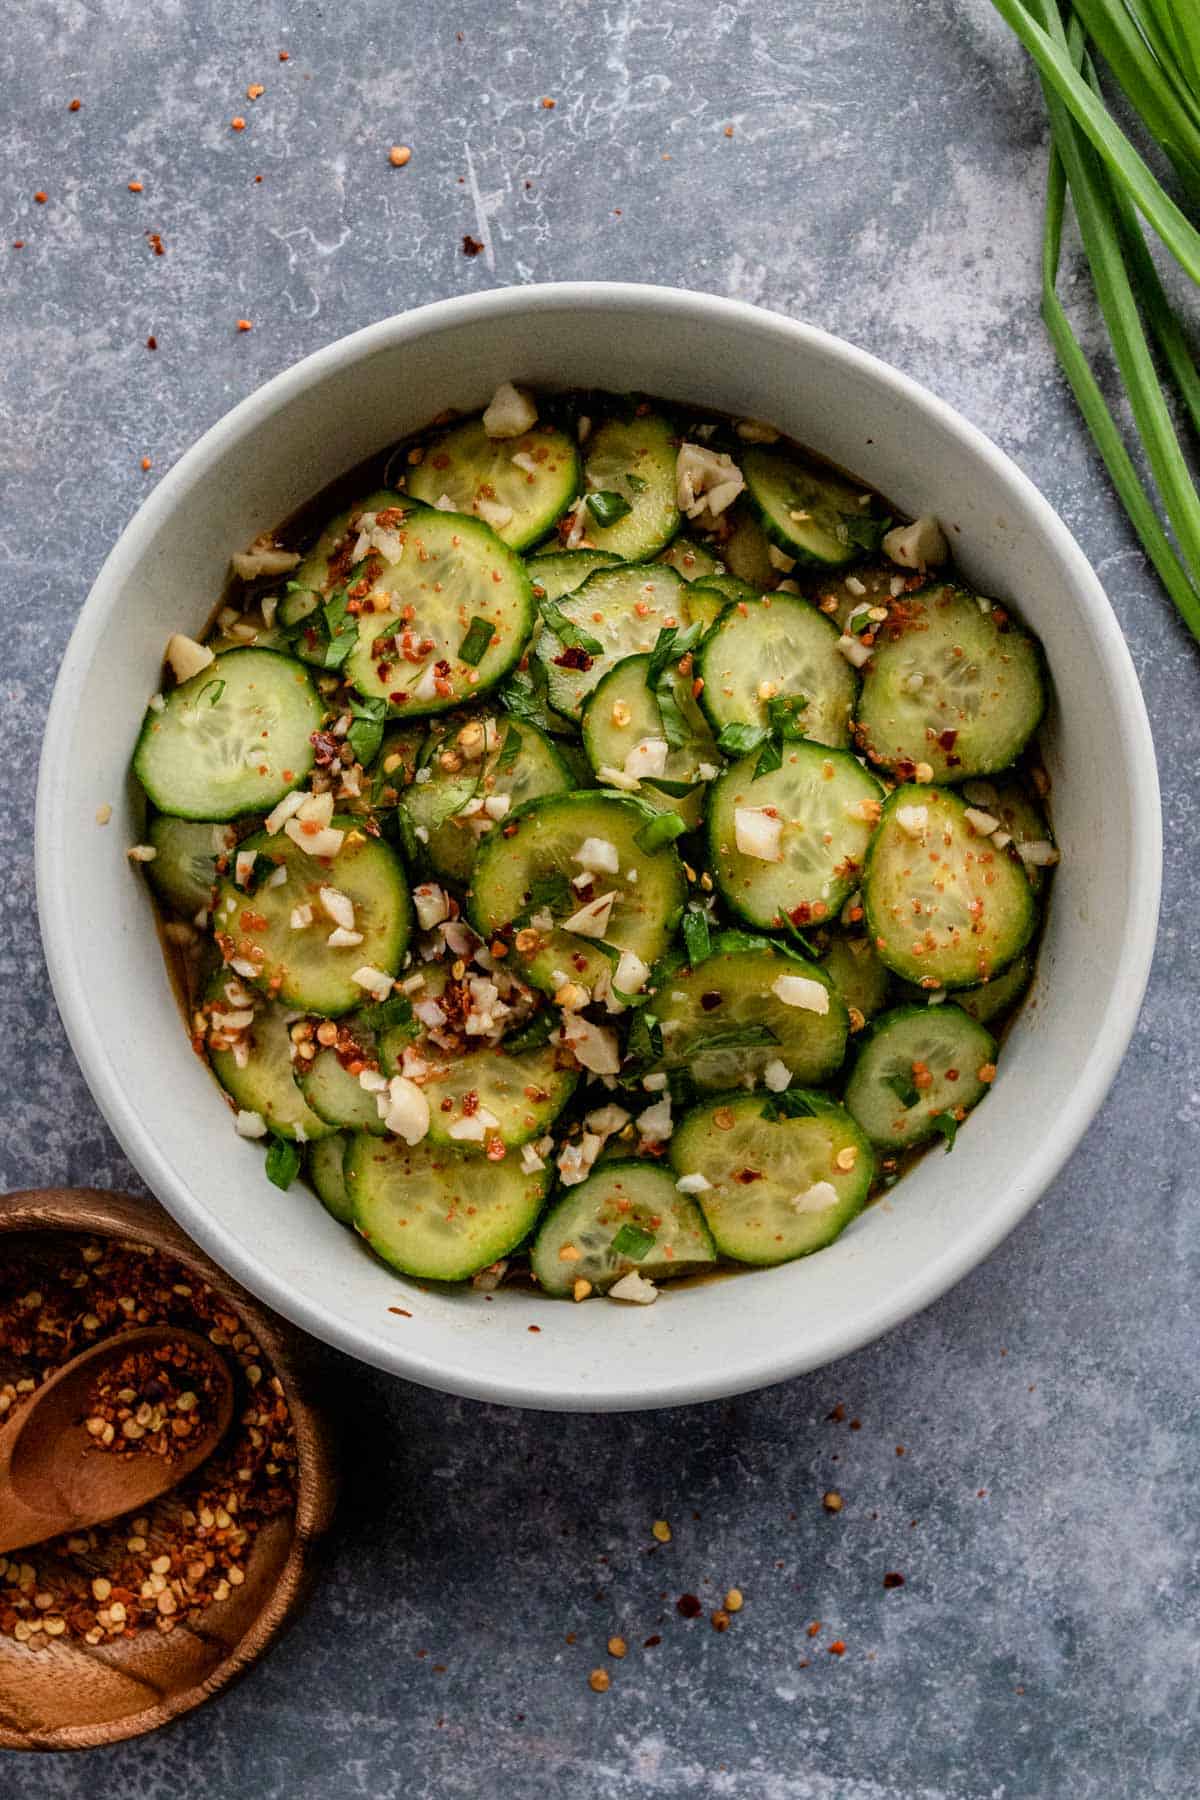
[534,563,690,722]
[684,587,729,635]
[340,508,534,716]
[406,417,580,551]
[844,1004,997,1148]
[863,784,1037,989]
[527,549,621,603]
[370,726,425,801]
[900,946,1036,1025]
[378,1024,577,1151]
[855,586,1047,782]
[347,1133,551,1281]
[656,537,722,583]
[205,983,335,1143]
[819,934,890,1023]
[960,775,1055,892]
[578,412,681,560]
[806,560,906,631]
[469,791,686,999]
[297,1022,387,1134]
[213,819,411,1016]
[555,740,595,787]
[581,654,719,831]
[288,487,402,602]
[669,1090,875,1265]
[531,1161,716,1296]
[742,445,886,568]
[402,713,572,886]
[651,938,848,1090]
[145,816,237,916]
[690,572,763,607]
[708,742,883,931]
[496,659,577,739]
[697,593,857,750]
[134,649,323,822]
[721,503,777,589]
[310,1131,354,1224]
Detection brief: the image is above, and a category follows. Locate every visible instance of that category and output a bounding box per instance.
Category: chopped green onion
[540,598,603,656]
[761,1088,818,1121]
[931,1111,959,1152]
[356,993,414,1032]
[198,679,225,707]
[682,909,712,966]
[503,1010,557,1052]
[586,490,633,528]
[716,721,769,758]
[513,871,572,926]
[495,724,523,772]
[885,1072,921,1110]
[625,471,648,494]
[634,811,688,853]
[458,615,495,666]
[611,1222,656,1259]
[264,1135,302,1191]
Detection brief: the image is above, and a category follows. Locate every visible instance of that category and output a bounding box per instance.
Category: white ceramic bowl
[37,284,1161,1412]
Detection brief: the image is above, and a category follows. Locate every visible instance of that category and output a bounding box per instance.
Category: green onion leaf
[625,472,648,494]
[264,1135,302,1191]
[458,615,495,667]
[611,1222,656,1259]
[931,1111,959,1152]
[540,598,603,656]
[586,490,633,529]
[634,811,687,853]
[498,666,554,724]
[754,736,783,778]
[761,1088,818,1121]
[356,993,413,1032]
[426,774,481,828]
[199,679,225,708]
[766,693,809,739]
[495,724,523,772]
[503,1010,557,1053]
[625,1009,663,1067]
[513,871,573,927]
[885,1072,921,1109]
[717,721,769,757]
[682,909,712,967]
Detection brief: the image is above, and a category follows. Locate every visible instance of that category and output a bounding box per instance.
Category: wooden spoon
[0,1324,234,1554]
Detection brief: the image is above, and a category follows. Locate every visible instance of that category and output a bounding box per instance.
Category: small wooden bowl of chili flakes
[0,1188,336,1751]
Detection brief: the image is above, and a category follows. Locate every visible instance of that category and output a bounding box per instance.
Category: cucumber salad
[129,383,1058,1305]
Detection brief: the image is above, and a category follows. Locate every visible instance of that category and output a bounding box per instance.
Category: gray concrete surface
[2,1,1197,1794]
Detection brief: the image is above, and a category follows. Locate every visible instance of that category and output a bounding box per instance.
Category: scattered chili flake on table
[146,231,165,256]
[828,1639,847,1656]
[822,1490,843,1513]
[389,145,412,167]
[883,1571,906,1589]
[146,335,157,350]
[588,1667,609,1692]
[541,96,556,109]
[127,180,143,193]
[651,1519,672,1543]
[68,98,81,111]
[236,318,253,332]
[278,49,289,61]
[34,191,47,204]
[676,1592,702,1619]
[141,456,152,470]
[607,1635,627,1658]
[231,116,246,131]
[246,83,265,100]
[0,1235,298,1649]
[724,124,735,137]
[462,234,484,257]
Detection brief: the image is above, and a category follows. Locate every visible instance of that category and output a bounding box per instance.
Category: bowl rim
[35,282,1163,1411]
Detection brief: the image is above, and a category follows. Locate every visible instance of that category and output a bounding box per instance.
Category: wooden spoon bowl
[0,1190,337,1752]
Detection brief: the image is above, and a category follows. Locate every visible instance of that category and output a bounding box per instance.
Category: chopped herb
[754,735,783,778]
[838,511,888,552]
[931,1111,958,1152]
[634,811,687,853]
[347,694,388,768]
[766,692,809,739]
[513,870,573,927]
[646,622,704,687]
[357,993,415,1032]
[761,1088,819,1121]
[612,1222,656,1259]
[885,1072,921,1109]
[497,667,552,724]
[264,1135,302,1191]
[586,490,633,529]
[426,773,481,828]
[625,471,648,494]
[540,598,603,656]
[503,1010,557,1053]
[319,589,358,670]
[695,1024,779,1053]
[199,679,225,707]
[458,615,495,666]
[683,910,712,967]
[626,1009,663,1068]
[495,724,523,772]
[717,721,770,758]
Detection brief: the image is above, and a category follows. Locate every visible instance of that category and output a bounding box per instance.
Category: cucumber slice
[669,1091,874,1265]
[578,411,680,560]
[469,791,686,998]
[347,1133,551,1281]
[961,775,1055,893]
[685,587,730,635]
[288,487,401,602]
[855,586,1046,781]
[742,445,885,568]
[496,659,576,740]
[205,982,335,1143]
[690,572,763,607]
[581,654,719,831]
[310,1132,354,1224]
[863,784,1037,989]
[535,563,689,721]
[402,714,572,886]
[407,417,580,551]
[844,1004,997,1148]
[343,509,534,716]
[808,560,905,631]
[371,726,425,802]
[527,549,621,602]
[652,938,848,1090]
[934,946,1035,1025]
[213,819,411,1015]
[697,594,857,749]
[819,934,890,1023]
[378,1018,578,1150]
[708,742,883,930]
[531,1161,716,1296]
[145,816,236,916]
[134,649,322,822]
[721,503,777,589]
[657,537,722,582]
[297,1019,387,1133]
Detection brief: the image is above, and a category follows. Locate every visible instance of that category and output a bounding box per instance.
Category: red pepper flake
[541,96,556,108]
[34,191,48,204]
[68,97,82,111]
[462,234,484,257]
[723,123,735,137]
[128,180,144,193]
[828,1639,846,1657]
[146,335,157,350]
[146,231,166,256]
[12,240,24,250]
[247,83,265,101]
[236,318,253,332]
[388,1307,412,1317]
[231,116,246,131]
[643,1633,662,1648]
[883,1571,905,1589]
[141,456,152,471]
[675,1593,702,1619]
[826,1402,846,1422]
[895,1444,906,1456]
[527,1324,541,1333]
[278,49,289,61]
[807,1620,821,1637]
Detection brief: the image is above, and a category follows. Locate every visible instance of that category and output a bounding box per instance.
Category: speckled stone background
[3,1,1198,1794]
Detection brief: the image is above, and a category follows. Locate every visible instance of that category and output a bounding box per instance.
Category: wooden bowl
[0,1189,337,1751]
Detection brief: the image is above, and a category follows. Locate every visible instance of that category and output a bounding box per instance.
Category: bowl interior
[36,287,1160,1410]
